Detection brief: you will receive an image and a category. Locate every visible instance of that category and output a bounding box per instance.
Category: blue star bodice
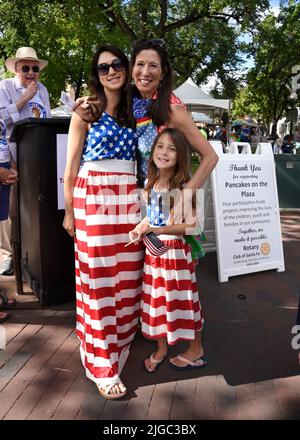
[147,189,170,227]
[81,111,138,162]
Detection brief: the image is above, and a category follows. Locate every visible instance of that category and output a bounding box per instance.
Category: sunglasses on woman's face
[21,65,40,73]
[97,59,124,76]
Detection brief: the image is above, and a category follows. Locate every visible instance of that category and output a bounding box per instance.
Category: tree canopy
[233,1,300,135]
[0,0,269,105]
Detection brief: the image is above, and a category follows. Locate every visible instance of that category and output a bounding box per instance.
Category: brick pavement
[0,210,299,420]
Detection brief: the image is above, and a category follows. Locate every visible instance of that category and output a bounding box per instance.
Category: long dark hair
[145,127,192,197]
[88,44,132,126]
[128,39,173,127]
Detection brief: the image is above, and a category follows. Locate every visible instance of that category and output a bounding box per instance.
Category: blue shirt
[81,112,138,162]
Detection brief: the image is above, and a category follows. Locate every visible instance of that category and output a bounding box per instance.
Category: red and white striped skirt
[141,235,204,345]
[73,160,144,387]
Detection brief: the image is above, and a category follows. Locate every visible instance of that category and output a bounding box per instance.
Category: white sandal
[97,383,127,400]
[144,352,166,373]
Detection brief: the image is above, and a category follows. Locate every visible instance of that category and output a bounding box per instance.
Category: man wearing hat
[0,47,51,275]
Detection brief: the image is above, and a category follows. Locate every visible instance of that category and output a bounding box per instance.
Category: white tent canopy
[173,77,230,115]
[191,112,213,123]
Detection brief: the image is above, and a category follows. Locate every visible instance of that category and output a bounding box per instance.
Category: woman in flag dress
[129,39,218,370]
[63,45,144,400]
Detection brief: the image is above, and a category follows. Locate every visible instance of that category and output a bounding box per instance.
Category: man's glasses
[97,59,124,76]
[21,65,40,73]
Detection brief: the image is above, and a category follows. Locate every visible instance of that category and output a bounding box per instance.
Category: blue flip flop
[169,355,207,371]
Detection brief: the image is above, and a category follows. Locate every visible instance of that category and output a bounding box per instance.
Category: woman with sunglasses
[63,45,144,400]
[130,39,218,371]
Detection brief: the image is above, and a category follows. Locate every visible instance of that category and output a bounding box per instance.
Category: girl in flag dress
[63,45,144,400]
[129,128,206,373]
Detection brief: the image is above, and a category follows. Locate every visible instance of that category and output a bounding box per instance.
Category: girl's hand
[128,229,141,243]
[63,211,75,237]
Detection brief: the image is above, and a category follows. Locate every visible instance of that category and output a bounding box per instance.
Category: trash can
[10,118,75,305]
[275,154,300,208]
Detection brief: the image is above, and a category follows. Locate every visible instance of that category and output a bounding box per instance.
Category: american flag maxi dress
[73,112,144,387]
[141,190,204,345]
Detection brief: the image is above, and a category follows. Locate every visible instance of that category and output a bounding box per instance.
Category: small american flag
[142,232,170,256]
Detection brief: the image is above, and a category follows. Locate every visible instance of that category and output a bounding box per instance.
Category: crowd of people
[0,41,299,402]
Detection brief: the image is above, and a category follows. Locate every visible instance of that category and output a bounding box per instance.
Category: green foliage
[236,1,300,133]
[0,0,269,105]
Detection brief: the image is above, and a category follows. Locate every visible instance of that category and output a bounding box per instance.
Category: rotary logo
[260,242,271,256]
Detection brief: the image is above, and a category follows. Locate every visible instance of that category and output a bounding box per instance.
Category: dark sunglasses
[149,39,165,47]
[97,59,124,76]
[21,65,40,73]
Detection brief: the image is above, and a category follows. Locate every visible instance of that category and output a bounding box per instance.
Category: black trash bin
[10,118,75,306]
[275,153,300,209]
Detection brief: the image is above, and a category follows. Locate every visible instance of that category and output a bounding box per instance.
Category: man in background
[0,47,51,275]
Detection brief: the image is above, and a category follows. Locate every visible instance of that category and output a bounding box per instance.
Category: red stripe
[142,293,197,313]
[143,273,195,291]
[142,313,202,331]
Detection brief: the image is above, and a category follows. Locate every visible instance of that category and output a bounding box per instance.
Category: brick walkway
[0,211,299,420]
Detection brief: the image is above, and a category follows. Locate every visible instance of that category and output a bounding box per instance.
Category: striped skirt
[141,235,204,345]
[73,160,144,387]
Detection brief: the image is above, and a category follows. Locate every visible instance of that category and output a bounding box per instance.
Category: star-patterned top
[147,189,170,227]
[133,93,185,185]
[81,111,138,162]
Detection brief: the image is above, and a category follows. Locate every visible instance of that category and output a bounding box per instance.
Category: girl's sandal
[97,383,127,400]
[144,353,166,373]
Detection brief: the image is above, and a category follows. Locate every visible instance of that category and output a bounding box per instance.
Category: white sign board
[56,134,68,210]
[211,142,285,282]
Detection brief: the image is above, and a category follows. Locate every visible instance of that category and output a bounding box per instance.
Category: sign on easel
[210,142,285,282]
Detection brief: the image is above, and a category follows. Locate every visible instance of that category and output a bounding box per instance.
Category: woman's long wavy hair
[87,44,132,126]
[145,128,193,209]
[128,39,173,127]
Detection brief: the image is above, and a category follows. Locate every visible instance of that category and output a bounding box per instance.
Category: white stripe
[76,230,134,245]
[146,247,192,262]
[76,321,138,350]
[141,322,197,344]
[144,264,193,282]
[76,282,141,300]
[79,303,140,328]
[81,159,135,174]
[142,302,197,321]
[76,249,143,267]
[76,269,142,288]
[85,193,139,205]
[143,283,198,301]
[73,187,87,198]
[74,209,141,225]
[157,234,184,240]
[77,289,141,308]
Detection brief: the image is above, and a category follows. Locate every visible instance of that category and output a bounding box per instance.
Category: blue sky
[202,0,282,92]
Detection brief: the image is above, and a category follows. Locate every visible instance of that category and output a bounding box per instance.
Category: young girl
[129,127,206,372]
